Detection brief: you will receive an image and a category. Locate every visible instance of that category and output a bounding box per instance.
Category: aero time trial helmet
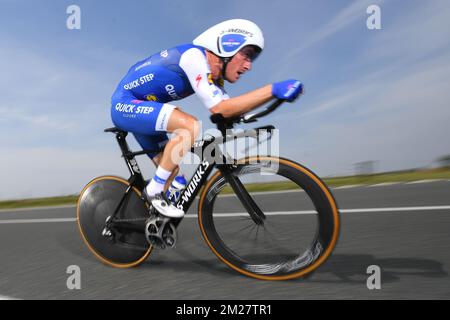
[193,19,265,59]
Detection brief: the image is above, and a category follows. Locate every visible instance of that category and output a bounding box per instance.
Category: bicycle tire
[198,156,340,280]
[77,176,153,268]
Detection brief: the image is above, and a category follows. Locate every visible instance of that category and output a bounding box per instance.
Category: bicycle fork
[218,164,267,226]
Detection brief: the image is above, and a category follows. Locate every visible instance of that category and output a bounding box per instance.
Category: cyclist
[111,19,303,218]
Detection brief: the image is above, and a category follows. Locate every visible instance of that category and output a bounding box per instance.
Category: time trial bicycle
[77,99,340,280]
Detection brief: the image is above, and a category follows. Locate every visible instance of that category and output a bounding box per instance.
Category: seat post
[104,127,146,190]
[115,131,131,159]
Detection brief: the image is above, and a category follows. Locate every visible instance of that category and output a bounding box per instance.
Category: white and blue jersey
[111,44,229,158]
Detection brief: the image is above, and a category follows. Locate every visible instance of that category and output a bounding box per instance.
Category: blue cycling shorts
[111,96,176,158]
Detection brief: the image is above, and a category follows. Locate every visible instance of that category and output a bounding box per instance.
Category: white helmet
[193,19,264,58]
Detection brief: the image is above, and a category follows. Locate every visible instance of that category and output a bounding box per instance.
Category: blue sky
[1,0,450,200]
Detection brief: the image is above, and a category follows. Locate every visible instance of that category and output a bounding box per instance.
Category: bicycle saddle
[104,127,127,134]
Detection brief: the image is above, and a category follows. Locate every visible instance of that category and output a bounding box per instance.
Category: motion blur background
[1,0,450,200]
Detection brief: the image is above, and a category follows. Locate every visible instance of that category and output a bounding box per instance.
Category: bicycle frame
[105,128,273,234]
[106,99,284,234]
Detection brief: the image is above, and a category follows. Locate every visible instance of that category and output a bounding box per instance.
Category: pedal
[145,216,178,249]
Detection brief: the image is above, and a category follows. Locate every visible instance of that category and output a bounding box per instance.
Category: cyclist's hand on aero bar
[272,79,304,102]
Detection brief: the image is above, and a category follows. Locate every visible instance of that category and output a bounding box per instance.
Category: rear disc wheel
[77,176,152,268]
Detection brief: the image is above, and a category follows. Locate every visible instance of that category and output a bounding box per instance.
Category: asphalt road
[0,180,449,300]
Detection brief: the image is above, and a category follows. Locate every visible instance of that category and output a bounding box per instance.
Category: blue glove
[272,79,304,102]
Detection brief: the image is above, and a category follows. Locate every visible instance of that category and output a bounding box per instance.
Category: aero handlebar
[241,99,284,123]
[210,99,285,133]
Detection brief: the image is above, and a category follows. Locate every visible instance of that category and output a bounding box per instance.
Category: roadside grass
[219,167,450,193]
[0,195,79,210]
[1,167,449,210]
[325,167,450,187]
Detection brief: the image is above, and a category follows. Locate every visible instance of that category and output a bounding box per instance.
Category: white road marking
[333,184,365,190]
[0,206,450,224]
[340,205,450,213]
[0,218,76,224]
[1,179,447,213]
[367,182,402,187]
[406,179,444,184]
[0,295,20,300]
[0,205,76,213]
[187,205,450,218]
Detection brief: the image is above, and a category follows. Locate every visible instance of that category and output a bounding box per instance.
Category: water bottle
[166,175,187,204]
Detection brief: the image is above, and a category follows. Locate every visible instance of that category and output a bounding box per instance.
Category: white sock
[146,166,172,197]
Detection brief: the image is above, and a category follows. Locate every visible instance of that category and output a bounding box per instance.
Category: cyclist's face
[225,46,259,83]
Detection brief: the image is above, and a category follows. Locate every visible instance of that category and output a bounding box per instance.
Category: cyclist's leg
[151,154,180,190]
[111,98,179,196]
[133,133,179,190]
[143,108,200,199]
[111,97,198,213]
[157,108,201,175]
